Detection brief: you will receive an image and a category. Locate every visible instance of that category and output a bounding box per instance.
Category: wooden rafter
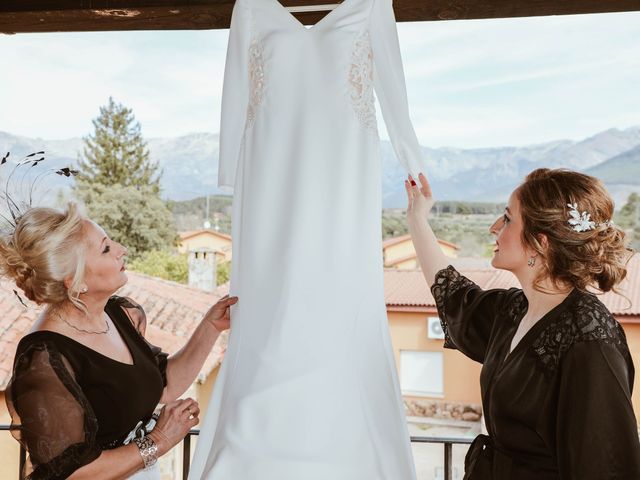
[1,0,639,34]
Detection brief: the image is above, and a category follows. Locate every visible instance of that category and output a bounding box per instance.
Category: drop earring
[527,256,536,267]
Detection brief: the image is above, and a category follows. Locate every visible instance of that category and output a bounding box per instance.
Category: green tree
[615,192,640,250]
[77,97,160,192]
[381,211,409,239]
[617,192,640,228]
[217,261,231,285]
[75,99,177,259]
[81,184,177,259]
[129,250,189,283]
[129,251,232,286]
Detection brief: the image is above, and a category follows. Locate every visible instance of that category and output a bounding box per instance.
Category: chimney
[188,248,217,292]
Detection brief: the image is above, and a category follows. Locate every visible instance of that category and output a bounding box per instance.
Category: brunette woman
[405,168,640,479]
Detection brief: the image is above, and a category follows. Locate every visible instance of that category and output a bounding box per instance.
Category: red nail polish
[410,180,417,186]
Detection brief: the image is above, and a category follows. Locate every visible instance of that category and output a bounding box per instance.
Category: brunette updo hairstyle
[0,203,88,309]
[516,168,632,293]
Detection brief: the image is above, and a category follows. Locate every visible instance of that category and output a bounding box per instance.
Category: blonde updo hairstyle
[0,203,88,311]
[516,168,632,294]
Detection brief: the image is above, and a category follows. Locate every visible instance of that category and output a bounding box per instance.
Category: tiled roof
[179,229,232,242]
[382,234,460,251]
[384,255,640,318]
[385,252,419,267]
[0,292,37,391]
[0,272,229,391]
[384,266,498,309]
[2,255,638,389]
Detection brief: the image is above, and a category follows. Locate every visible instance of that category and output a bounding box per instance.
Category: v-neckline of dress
[268,0,355,32]
[501,288,578,367]
[23,303,137,367]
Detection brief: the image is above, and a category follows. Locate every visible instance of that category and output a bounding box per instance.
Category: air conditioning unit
[427,316,445,340]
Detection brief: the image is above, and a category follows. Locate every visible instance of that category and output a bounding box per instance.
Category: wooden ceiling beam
[1,0,639,34]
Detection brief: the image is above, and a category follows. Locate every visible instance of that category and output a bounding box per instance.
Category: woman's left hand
[203,294,238,333]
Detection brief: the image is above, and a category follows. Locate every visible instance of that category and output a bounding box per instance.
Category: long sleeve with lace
[430,265,640,479]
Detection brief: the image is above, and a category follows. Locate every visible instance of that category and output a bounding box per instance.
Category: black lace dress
[432,265,640,480]
[5,296,168,480]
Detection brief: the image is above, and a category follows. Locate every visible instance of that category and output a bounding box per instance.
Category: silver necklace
[55,311,110,335]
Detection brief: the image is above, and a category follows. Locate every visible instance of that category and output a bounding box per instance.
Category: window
[400,350,444,397]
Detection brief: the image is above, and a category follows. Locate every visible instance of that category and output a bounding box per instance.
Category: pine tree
[77,97,160,192]
[74,98,177,259]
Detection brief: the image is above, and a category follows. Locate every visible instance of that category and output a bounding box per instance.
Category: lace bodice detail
[531,291,631,377]
[348,30,378,135]
[246,39,265,129]
[433,265,631,379]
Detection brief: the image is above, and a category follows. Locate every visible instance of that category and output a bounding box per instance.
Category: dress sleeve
[6,341,101,480]
[113,296,169,387]
[369,0,426,176]
[218,0,252,189]
[430,265,513,363]
[556,341,640,479]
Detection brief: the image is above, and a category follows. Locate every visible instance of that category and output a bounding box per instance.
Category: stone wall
[405,399,482,422]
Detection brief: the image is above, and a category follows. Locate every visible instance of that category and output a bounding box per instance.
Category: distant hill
[382,126,640,207]
[585,144,640,185]
[1,126,639,208]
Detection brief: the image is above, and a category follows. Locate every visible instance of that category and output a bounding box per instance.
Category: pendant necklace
[55,311,110,335]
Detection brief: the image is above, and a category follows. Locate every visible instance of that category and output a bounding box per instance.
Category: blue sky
[1,11,639,148]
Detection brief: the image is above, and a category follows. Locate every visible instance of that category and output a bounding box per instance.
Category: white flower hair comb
[567,203,613,232]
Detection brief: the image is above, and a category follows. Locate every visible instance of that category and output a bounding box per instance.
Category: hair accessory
[1,151,78,307]
[13,290,27,308]
[567,203,613,232]
[0,151,78,234]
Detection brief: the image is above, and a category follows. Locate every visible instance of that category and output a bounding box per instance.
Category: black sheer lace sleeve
[431,265,517,363]
[6,341,101,480]
[112,296,169,387]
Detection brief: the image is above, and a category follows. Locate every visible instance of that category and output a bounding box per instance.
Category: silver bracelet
[133,436,158,470]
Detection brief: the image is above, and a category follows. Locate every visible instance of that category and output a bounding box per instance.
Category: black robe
[432,265,640,480]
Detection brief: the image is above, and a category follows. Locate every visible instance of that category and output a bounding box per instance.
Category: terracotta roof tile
[385,252,417,267]
[179,229,232,242]
[384,255,640,318]
[382,234,412,248]
[382,234,460,250]
[2,255,637,390]
[0,272,227,391]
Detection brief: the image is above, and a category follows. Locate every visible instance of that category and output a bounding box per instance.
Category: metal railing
[2,425,473,480]
[182,431,474,480]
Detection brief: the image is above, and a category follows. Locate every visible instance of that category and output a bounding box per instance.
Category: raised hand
[405,172,435,223]
[203,294,238,333]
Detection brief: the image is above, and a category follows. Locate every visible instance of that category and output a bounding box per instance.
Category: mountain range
[1,126,639,209]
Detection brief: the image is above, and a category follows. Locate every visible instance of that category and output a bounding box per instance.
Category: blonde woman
[1,203,238,479]
[405,168,640,479]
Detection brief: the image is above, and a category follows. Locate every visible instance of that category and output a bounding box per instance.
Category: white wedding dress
[189,0,425,478]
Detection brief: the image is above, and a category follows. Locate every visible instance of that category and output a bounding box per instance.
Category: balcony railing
[2,425,473,480]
